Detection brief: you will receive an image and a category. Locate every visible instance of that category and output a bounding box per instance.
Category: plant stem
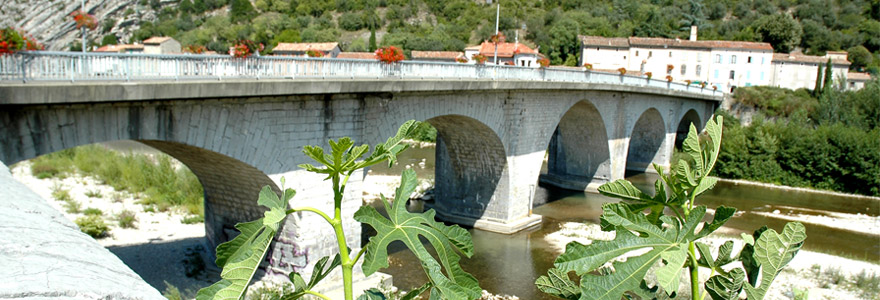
[304,290,333,300]
[688,241,700,300]
[287,207,332,224]
[332,175,354,300]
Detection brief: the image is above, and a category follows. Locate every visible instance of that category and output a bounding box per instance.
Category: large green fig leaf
[548,203,706,300]
[282,254,342,300]
[705,268,745,300]
[354,168,481,300]
[299,120,419,176]
[743,222,806,300]
[197,185,290,300]
[535,268,581,300]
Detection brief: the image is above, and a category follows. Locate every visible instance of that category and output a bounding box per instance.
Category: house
[336,52,376,60]
[846,72,871,91]
[272,42,341,58]
[411,51,464,63]
[770,52,850,91]
[143,37,181,54]
[474,40,540,67]
[93,44,143,53]
[579,27,774,93]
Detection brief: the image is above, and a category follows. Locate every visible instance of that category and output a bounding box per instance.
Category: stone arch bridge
[0,79,718,276]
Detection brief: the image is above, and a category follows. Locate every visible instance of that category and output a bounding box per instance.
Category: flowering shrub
[232,40,264,58]
[666,75,674,82]
[538,58,550,68]
[184,44,206,54]
[645,71,652,79]
[471,54,488,64]
[455,56,468,63]
[306,49,324,57]
[0,27,43,55]
[617,67,626,75]
[583,63,593,70]
[489,32,506,44]
[70,10,98,30]
[375,46,405,64]
[666,64,674,71]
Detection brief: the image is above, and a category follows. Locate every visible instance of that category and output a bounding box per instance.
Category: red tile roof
[336,52,376,59]
[143,37,173,44]
[772,53,850,65]
[93,44,143,52]
[479,41,539,58]
[580,36,629,48]
[847,72,872,81]
[411,51,463,60]
[273,42,339,52]
[580,35,772,51]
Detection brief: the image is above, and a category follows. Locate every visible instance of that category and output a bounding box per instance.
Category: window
[696,65,702,76]
[714,70,719,79]
[747,71,751,79]
[747,56,752,63]
[761,57,765,64]
[760,71,764,80]
[669,51,673,58]
[681,64,687,75]
[715,54,721,63]
[730,55,737,64]
[636,51,639,56]
[649,51,653,58]
[729,70,735,79]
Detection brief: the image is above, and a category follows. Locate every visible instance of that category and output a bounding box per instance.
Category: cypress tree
[823,58,833,94]
[369,26,377,52]
[813,63,824,96]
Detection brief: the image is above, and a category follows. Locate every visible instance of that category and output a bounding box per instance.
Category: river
[367,144,880,299]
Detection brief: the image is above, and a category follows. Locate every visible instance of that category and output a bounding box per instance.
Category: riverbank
[716,177,880,201]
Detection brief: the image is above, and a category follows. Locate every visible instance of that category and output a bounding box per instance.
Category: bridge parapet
[0,51,722,98]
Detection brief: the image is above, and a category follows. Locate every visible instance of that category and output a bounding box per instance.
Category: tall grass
[31,144,204,217]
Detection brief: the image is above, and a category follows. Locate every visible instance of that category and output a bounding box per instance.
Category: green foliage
[85,189,103,198]
[230,0,257,23]
[847,45,873,70]
[116,209,138,228]
[75,215,110,238]
[732,86,817,118]
[406,122,437,142]
[199,121,479,300]
[181,215,204,224]
[63,199,82,214]
[755,14,802,53]
[356,169,480,299]
[538,116,805,300]
[82,207,103,216]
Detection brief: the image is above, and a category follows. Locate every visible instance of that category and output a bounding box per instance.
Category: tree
[547,18,579,65]
[100,34,118,46]
[179,0,193,13]
[823,58,833,94]
[230,0,256,23]
[813,63,824,96]
[369,26,377,51]
[755,14,802,53]
[847,46,873,70]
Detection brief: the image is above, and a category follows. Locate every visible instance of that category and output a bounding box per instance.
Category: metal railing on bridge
[0,51,721,97]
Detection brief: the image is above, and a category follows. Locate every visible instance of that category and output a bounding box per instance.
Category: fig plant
[536,115,806,300]
[196,120,481,300]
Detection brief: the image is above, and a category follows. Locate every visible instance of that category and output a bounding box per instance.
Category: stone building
[143,37,181,54]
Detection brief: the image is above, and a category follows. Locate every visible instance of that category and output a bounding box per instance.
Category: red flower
[471,54,487,64]
[538,58,550,68]
[70,10,98,30]
[306,49,325,57]
[375,46,405,64]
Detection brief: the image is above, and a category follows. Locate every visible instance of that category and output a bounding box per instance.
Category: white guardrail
[0,51,721,97]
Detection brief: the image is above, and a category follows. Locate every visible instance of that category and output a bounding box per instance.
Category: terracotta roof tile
[478,41,538,58]
[580,35,772,51]
[847,72,872,81]
[580,36,629,48]
[411,51,463,60]
[273,42,339,52]
[336,52,376,59]
[772,53,850,65]
[143,37,173,44]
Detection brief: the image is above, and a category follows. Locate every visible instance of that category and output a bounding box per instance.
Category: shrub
[63,199,82,214]
[85,189,103,198]
[471,54,487,64]
[338,12,365,31]
[306,49,324,57]
[375,45,404,63]
[82,207,103,216]
[116,210,137,228]
[538,58,550,68]
[184,44,206,54]
[181,215,204,224]
[52,187,72,202]
[232,40,264,58]
[75,215,110,238]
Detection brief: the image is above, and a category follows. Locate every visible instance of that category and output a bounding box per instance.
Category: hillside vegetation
[110,0,880,70]
[713,80,880,196]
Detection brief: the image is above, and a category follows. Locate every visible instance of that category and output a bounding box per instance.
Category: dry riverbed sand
[10,158,880,300]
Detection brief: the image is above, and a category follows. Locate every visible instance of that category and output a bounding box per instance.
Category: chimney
[689,25,698,41]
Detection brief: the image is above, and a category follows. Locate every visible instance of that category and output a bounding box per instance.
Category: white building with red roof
[580,26,774,92]
[770,52,851,91]
[463,40,541,67]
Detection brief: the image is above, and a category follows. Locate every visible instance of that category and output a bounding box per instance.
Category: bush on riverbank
[29,144,204,217]
[714,80,880,196]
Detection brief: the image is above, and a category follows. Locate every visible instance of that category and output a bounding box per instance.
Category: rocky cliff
[0,0,160,50]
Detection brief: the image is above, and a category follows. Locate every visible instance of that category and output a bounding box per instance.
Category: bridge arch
[544,100,612,190]
[674,109,702,149]
[428,115,509,225]
[626,107,669,172]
